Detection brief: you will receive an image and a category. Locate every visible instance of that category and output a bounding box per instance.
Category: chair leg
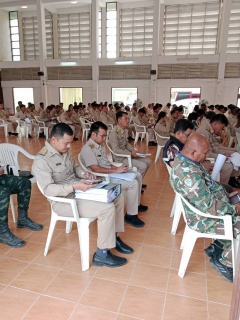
[180,225,188,250]
[134,133,139,145]
[170,194,177,217]
[44,212,57,256]
[146,132,149,145]
[178,230,197,278]
[4,125,8,137]
[154,145,162,163]
[232,238,239,279]
[141,133,145,141]
[66,221,73,233]
[82,129,85,141]
[10,195,16,223]
[171,206,182,235]
[78,218,91,271]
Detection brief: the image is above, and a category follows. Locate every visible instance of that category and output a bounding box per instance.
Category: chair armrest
[19,149,35,160]
[47,196,76,204]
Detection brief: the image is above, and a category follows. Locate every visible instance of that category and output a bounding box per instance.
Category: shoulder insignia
[89,144,95,149]
[37,147,47,156]
[205,128,210,132]
[116,128,121,134]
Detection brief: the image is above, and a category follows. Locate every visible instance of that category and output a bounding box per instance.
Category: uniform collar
[45,140,64,157]
[116,125,125,133]
[206,122,214,134]
[88,138,101,149]
[177,152,200,165]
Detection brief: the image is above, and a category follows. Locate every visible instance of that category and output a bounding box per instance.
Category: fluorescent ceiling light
[70,1,78,3]
[21,6,28,8]
[115,61,134,65]
[60,62,77,66]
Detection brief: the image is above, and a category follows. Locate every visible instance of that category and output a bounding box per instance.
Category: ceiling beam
[0,0,35,8]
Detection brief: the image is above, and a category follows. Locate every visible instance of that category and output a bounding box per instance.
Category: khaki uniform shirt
[155,120,171,137]
[16,110,28,120]
[0,110,9,121]
[162,106,171,116]
[153,111,158,122]
[100,111,115,125]
[60,112,73,124]
[71,112,81,124]
[131,109,137,117]
[228,113,237,127]
[169,116,177,133]
[94,109,101,121]
[32,140,84,197]
[40,110,52,122]
[50,110,62,118]
[108,125,135,162]
[108,109,115,120]
[196,121,235,157]
[81,138,111,169]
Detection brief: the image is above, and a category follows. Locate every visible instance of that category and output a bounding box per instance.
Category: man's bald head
[181,133,210,163]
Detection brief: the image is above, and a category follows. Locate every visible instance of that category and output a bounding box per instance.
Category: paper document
[75,181,109,193]
[109,172,136,182]
[211,154,226,181]
[136,153,151,157]
[227,152,240,171]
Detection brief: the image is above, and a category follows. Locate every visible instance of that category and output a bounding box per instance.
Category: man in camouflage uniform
[170,132,240,282]
[0,168,43,248]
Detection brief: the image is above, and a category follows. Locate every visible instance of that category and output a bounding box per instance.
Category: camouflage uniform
[0,174,31,222]
[170,152,240,268]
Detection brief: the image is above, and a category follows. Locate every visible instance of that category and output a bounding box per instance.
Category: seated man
[0,169,42,248]
[196,114,240,188]
[169,108,180,133]
[32,123,132,268]
[60,109,80,141]
[94,104,102,121]
[170,133,240,282]
[155,111,171,138]
[0,102,18,136]
[134,108,157,146]
[100,105,116,127]
[39,105,55,132]
[80,122,147,228]
[108,111,151,188]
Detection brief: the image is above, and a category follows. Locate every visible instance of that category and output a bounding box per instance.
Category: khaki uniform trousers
[73,124,81,137]
[127,125,136,138]
[6,120,18,132]
[147,128,155,141]
[111,171,142,216]
[53,192,124,249]
[123,158,151,178]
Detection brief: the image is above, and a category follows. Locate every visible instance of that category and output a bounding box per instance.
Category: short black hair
[73,105,79,109]
[210,114,228,126]
[193,105,199,112]
[167,103,171,107]
[47,106,52,110]
[116,111,128,122]
[89,121,108,139]
[50,123,73,138]
[205,111,216,120]
[197,109,205,116]
[40,102,44,106]
[170,108,178,115]
[138,108,146,114]
[156,111,167,123]
[174,119,194,134]
[177,106,184,112]
[188,112,199,121]
[153,105,160,111]
[218,105,225,111]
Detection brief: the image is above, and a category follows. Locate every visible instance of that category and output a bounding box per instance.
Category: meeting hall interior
[0,0,240,319]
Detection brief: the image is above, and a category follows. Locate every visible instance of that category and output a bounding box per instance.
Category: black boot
[204,240,224,257]
[17,208,43,231]
[0,222,25,248]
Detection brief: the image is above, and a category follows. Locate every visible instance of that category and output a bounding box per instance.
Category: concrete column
[91,0,99,101]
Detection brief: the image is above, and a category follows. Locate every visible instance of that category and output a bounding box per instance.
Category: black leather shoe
[73,137,78,141]
[0,223,25,248]
[141,190,144,194]
[92,250,127,268]
[210,254,233,282]
[124,214,145,228]
[138,204,148,212]
[204,240,224,257]
[128,137,134,141]
[12,132,18,136]
[115,236,133,254]
[142,184,147,188]
[228,177,240,189]
[17,217,43,231]
[148,141,157,146]
[28,134,32,138]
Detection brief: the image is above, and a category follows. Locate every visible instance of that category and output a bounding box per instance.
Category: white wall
[0,9,11,61]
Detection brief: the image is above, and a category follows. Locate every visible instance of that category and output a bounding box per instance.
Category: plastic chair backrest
[154,130,169,146]
[133,122,146,132]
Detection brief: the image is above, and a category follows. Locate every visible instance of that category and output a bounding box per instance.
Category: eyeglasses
[97,133,108,139]
[183,133,191,137]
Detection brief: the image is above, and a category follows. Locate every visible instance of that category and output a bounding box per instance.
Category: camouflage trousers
[0,174,31,223]
[192,217,240,268]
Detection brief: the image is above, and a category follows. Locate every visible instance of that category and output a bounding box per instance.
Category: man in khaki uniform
[0,102,18,136]
[25,104,43,137]
[100,105,115,127]
[134,108,157,146]
[81,122,148,228]
[169,109,180,133]
[50,105,62,119]
[94,104,102,121]
[108,104,115,121]
[72,106,81,124]
[162,103,171,116]
[40,106,55,133]
[16,104,33,138]
[32,123,132,268]
[153,105,161,123]
[196,114,240,188]
[60,110,80,141]
[108,111,151,185]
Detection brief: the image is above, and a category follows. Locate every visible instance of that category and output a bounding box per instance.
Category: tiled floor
[0,131,232,319]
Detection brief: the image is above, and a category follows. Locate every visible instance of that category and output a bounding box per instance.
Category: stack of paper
[136,153,151,157]
[109,172,136,181]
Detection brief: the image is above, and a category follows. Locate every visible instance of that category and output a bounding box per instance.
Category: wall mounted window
[170,87,201,113]
[238,88,240,108]
[99,10,102,57]
[58,12,91,59]
[163,2,220,55]
[9,11,20,61]
[106,2,117,58]
[112,88,137,106]
[119,7,154,57]
[45,14,54,59]
[60,88,83,109]
[13,88,34,111]
[22,16,39,60]
[227,0,240,54]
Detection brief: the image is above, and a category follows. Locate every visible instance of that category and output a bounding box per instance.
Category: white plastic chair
[177,191,238,279]
[235,131,240,153]
[105,139,137,171]
[15,119,31,138]
[0,119,8,137]
[0,143,36,222]
[37,182,95,271]
[154,130,169,163]
[80,117,91,141]
[78,154,110,182]
[133,122,149,146]
[34,116,49,139]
